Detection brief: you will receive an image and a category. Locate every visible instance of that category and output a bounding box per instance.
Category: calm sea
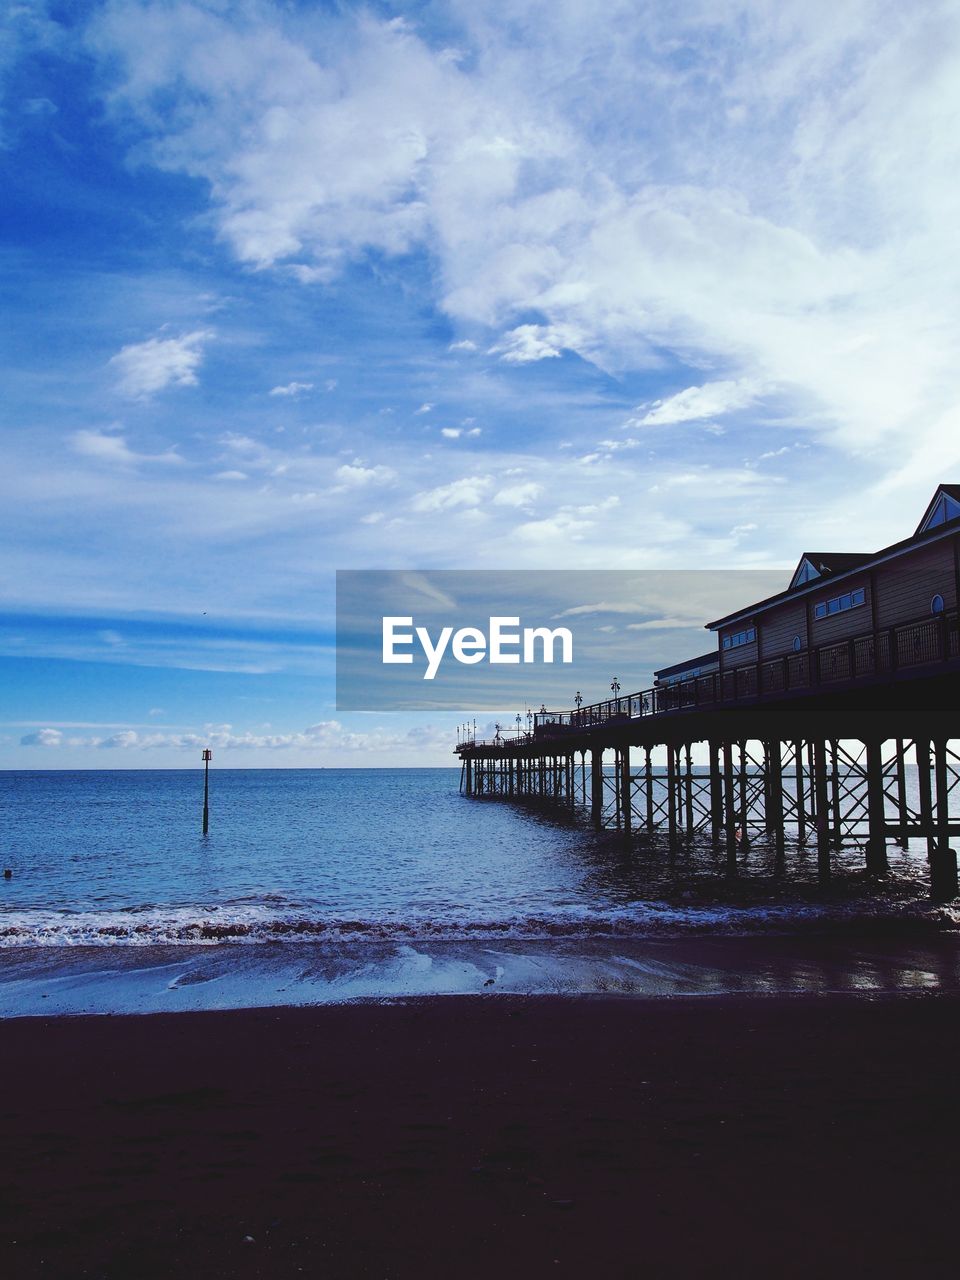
[1,768,959,1014]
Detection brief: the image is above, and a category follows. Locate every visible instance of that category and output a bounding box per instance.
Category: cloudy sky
[3,0,960,767]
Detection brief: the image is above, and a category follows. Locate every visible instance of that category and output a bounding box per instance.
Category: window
[813,587,865,620]
[921,491,960,532]
[665,667,700,685]
[931,593,945,615]
[792,558,821,587]
[793,635,803,652]
[722,626,756,650]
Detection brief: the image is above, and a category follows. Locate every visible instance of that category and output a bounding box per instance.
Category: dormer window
[791,557,821,588]
[919,490,960,533]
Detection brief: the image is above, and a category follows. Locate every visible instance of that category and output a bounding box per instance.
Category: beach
[3,991,959,1279]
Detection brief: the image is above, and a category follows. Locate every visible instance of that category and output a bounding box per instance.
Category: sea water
[1,768,958,1014]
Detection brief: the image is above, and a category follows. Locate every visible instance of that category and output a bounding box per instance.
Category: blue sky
[3,0,960,767]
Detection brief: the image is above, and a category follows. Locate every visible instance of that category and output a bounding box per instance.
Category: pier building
[456,486,960,899]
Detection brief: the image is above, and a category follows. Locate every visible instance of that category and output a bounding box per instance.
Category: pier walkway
[456,484,960,900]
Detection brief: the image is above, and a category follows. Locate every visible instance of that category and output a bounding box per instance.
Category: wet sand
[1,993,958,1278]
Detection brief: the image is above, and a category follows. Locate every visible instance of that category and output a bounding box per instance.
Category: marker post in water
[201,748,212,835]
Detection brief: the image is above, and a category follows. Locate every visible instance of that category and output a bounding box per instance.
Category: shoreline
[3,991,959,1277]
[4,927,960,1017]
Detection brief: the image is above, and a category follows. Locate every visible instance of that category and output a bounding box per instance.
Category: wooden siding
[874,540,957,628]
[759,599,807,660]
[719,627,758,671]
[808,575,872,643]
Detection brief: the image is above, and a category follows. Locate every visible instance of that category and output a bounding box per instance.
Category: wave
[1,899,958,947]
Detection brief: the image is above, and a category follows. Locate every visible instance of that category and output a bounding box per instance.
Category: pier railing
[505,606,960,744]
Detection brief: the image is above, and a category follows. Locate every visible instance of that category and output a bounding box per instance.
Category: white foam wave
[0,898,957,948]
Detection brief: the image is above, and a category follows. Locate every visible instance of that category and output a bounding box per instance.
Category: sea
[2,767,960,1016]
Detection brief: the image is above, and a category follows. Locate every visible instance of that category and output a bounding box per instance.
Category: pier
[456,485,960,900]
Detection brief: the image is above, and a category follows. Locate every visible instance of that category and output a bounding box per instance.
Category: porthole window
[931,593,945,615]
[792,635,802,652]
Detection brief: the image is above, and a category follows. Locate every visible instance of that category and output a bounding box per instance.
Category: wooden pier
[456,486,960,900]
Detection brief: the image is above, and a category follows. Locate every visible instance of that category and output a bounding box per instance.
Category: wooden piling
[932,737,959,901]
[723,740,737,873]
[813,738,830,881]
[864,736,889,874]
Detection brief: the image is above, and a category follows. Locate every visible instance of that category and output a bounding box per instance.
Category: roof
[788,551,873,590]
[654,650,721,679]
[706,484,960,632]
[797,551,872,575]
[914,484,960,536]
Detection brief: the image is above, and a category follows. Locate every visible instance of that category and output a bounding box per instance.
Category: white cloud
[625,616,714,632]
[108,330,213,399]
[334,461,396,487]
[415,402,434,414]
[86,0,960,488]
[440,427,462,438]
[19,728,63,747]
[489,324,565,364]
[19,718,456,757]
[632,379,763,428]
[448,339,477,352]
[71,430,182,466]
[410,474,493,512]
[269,380,314,397]
[493,481,542,507]
[514,509,593,543]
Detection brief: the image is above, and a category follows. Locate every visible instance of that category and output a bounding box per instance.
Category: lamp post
[201,748,212,835]
[516,712,522,739]
[526,709,533,737]
[611,677,621,714]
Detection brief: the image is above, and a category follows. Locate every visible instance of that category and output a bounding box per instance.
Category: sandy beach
[2,992,958,1278]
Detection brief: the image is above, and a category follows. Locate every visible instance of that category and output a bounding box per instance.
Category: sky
[2,0,960,767]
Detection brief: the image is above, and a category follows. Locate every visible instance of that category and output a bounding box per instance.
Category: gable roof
[706,484,960,632]
[915,484,960,536]
[789,552,872,590]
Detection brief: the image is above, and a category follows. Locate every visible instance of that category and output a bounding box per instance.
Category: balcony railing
[507,608,959,745]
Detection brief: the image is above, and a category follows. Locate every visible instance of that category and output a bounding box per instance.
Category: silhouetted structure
[456,485,960,900]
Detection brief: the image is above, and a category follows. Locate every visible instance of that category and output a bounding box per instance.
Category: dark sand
[1,993,958,1279]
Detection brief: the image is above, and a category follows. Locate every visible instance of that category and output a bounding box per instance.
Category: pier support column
[932,737,959,901]
[895,739,909,847]
[813,738,831,882]
[767,740,785,870]
[709,740,724,847]
[794,740,806,845]
[645,749,654,832]
[917,738,935,863]
[737,740,751,850]
[620,748,632,834]
[723,740,738,874]
[465,757,473,795]
[667,744,678,846]
[591,748,604,829]
[830,740,842,846]
[763,742,774,834]
[865,736,889,874]
[684,744,694,839]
